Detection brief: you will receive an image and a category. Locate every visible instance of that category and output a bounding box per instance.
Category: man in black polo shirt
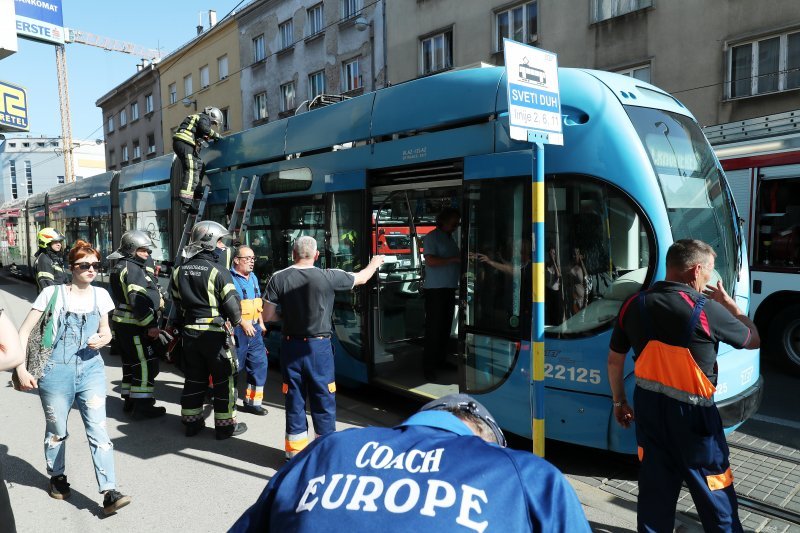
[607,239,759,532]
[263,235,384,460]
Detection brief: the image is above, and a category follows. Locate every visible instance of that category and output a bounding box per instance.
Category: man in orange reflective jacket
[607,239,760,532]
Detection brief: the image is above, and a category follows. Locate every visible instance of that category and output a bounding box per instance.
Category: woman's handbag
[24,287,60,379]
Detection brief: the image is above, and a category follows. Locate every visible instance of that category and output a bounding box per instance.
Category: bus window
[545,177,652,337]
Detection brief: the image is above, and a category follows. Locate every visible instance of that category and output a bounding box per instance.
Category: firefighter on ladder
[173,106,223,215]
[34,227,67,292]
[170,221,247,440]
[108,231,167,419]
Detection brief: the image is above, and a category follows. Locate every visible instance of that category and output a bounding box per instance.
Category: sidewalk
[0,275,696,532]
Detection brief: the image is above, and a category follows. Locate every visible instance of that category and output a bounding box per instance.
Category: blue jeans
[38,296,116,493]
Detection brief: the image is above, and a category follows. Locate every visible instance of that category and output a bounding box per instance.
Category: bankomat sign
[0,81,29,132]
[14,0,64,45]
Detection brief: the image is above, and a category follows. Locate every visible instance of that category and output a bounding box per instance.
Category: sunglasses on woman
[74,262,102,271]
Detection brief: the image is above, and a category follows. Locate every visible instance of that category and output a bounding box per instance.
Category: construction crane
[55,29,161,183]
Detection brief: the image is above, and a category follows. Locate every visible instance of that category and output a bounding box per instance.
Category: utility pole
[55,44,74,183]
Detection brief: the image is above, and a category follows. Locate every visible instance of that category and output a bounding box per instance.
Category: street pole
[531,139,545,457]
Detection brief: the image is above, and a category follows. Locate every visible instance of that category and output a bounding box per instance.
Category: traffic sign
[503,39,563,145]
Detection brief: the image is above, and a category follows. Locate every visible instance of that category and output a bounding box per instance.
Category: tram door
[370,183,461,397]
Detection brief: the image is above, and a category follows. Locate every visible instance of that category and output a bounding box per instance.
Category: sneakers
[48,475,71,500]
[239,403,268,416]
[131,401,167,420]
[215,421,248,440]
[102,490,132,515]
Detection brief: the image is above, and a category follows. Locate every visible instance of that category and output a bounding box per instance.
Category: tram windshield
[627,106,738,293]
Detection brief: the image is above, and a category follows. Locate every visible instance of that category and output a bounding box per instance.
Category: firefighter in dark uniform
[108,231,167,419]
[34,227,67,292]
[172,106,223,214]
[171,220,247,440]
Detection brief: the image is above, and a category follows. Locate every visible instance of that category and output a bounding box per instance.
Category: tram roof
[117,154,174,191]
[47,171,115,204]
[202,66,693,172]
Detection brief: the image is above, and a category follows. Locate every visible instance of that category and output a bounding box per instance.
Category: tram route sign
[503,39,563,146]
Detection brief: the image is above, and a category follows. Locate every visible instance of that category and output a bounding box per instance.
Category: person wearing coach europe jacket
[230,394,590,532]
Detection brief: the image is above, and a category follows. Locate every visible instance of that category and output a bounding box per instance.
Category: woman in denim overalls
[16,240,132,516]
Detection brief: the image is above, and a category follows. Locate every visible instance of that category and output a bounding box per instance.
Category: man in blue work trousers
[230,393,591,532]
[230,245,269,415]
[608,239,760,532]
[261,236,384,459]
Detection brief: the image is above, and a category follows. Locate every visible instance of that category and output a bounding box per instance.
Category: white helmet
[183,220,229,259]
[203,106,223,126]
[108,230,154,260]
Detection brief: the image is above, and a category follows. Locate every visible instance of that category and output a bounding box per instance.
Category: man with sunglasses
[108,230,167,419]
[230,246,269,416]
[231,393,590,532]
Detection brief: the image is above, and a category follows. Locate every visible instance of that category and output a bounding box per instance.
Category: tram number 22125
[544,363,602,384]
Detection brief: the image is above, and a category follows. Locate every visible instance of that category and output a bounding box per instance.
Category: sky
[1,0,247,142]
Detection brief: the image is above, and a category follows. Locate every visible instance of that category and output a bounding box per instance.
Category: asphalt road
[0,275,415,532]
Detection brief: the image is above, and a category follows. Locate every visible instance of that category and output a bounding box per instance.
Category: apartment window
[122,145,129,162]
[145,93,154,113]
[218,55,229,79]
[281,82,296,112]
[36,142,45,147]
[184,74,193,97]
[108,150,115,166]
[495,2,537,51]
[221,108,230,132]
[147,134,156,154]
[9,161,16,199]
[728,31,800,98]
[420,30,453,75]
[341,0,360,19]
[119,108,127,127]
[309,70,326,99]
[130,101,139,121]
[342,57,361,91]
[25,160,32,195]
[200,65,210,89]
[169,83,177,104]
[254,91,268,120]
[57,175,65,184]
[616,64,651,83]
[280,20,294,50]
[133,141,141,160]
[592,0,652,22]
[107,116,114,133]
[308,4,324,36]
[253,34,266,63]
[22,142,29,147]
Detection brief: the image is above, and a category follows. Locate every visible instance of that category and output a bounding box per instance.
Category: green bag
[25,287,61,379]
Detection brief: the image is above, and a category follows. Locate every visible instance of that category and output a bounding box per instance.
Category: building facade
[96,63,163,171]
[157,14,243,146]
[386,0,800,128]
[0,137,105,204]
[237,0,385,127]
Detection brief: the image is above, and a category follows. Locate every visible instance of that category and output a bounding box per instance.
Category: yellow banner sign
[0,80,29,132]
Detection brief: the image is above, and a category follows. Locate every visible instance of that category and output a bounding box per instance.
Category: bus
[709,114,800,375]
[199,66,762,453]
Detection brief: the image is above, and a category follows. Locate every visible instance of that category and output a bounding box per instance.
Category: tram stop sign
[503,39,563,146]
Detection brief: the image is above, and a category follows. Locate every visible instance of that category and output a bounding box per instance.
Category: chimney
[209,10,217,27]
[196,12,203,35]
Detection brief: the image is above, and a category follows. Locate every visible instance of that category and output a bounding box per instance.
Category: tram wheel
[769,304,800,376]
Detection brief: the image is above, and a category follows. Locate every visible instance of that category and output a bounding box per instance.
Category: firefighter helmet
[183,220,229,259]
[203,106,223,126]
[107,230,154,260]
[37,227,65,249]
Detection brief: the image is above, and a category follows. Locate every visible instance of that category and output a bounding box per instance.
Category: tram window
[545,176,652,337]
[465,178,528,338]
[330,191,364,360]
